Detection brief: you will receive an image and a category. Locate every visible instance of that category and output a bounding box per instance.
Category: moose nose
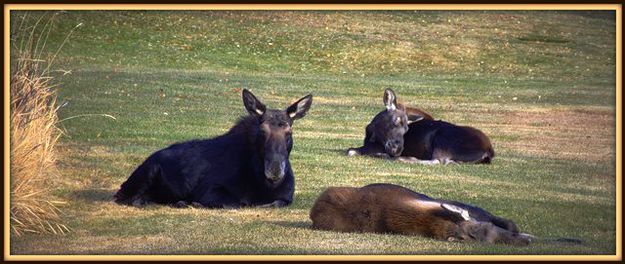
[385,140,403,157]
[265,161,286,182]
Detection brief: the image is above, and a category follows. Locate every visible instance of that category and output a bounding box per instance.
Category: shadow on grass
[271,220,312,230]
[68,188,115,203]
[315,147,350,156]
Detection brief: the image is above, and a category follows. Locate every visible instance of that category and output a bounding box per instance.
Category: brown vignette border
[2,2,622,262]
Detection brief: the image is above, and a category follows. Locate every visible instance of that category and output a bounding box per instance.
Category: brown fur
[403,105,434,121]
[310,184,530,245]
[310,186,459,240]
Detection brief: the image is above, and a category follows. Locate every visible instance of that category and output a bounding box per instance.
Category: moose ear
[286,94,313,120]
[407,114,424,124]
[383,88,398,111]
[242,89,266,117]
[441,203,471,221]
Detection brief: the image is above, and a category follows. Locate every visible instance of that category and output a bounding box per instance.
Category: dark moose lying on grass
[348,89,495,165]
[10,10,612,255]
[114,89,313,208]
[114,87,584,247]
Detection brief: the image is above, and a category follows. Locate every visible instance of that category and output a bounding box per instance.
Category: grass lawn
[9,10,618,256]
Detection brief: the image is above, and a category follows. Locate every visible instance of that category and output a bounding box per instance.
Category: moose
[114,89,313,208]
[310,183,531,245]
[347,89,494,165]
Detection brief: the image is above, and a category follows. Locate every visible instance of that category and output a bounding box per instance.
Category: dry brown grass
[422,102,615,163]
[496,108,615,163]
[9,13,76,236]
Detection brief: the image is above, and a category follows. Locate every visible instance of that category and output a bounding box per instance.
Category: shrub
[10,12,76,236]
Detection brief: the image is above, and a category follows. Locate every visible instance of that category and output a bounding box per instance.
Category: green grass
[9,10,617,256]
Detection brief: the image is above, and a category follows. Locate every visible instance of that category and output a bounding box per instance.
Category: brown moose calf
[310,183,531,245]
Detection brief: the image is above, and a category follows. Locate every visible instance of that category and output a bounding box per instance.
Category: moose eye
[394,117,403,126]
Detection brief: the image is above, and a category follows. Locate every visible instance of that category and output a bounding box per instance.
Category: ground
[9,10,617,256]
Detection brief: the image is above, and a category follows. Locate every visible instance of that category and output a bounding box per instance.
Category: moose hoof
[442,159,457,165]
[396,157,417,163]
[259,200,286,208]
[190,202,204,208]
[131,197,148,207]
[172,201,189,208]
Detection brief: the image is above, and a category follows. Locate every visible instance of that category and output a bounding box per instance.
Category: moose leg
[441,158,458,165]
[258,200,288,208]
[130,194,152,207]
[395,156,459,165]
[438,149,492,164]
[347,144,387,157]
[429,149,462,165]
[170,200,190,208]
[347,146,385,157]
[395,156,441,165]
[193,187,242,209]
[346,147,362,156]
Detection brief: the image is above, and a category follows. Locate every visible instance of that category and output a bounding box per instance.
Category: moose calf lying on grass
[114,89,312,208]
[348,89,494,165]
[310,183,531,245]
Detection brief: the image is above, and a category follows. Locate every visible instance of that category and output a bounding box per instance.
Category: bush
[10,12,75,236]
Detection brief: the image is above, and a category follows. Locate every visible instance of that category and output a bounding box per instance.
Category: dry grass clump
[10,13,76,236]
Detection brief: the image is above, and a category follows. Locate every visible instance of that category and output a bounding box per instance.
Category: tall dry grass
[10,12,78,236]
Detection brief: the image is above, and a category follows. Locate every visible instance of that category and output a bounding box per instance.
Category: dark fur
[348,89,494,164]
[402,117,495,164]
[310,183,529,245]
[114,90,312,208]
